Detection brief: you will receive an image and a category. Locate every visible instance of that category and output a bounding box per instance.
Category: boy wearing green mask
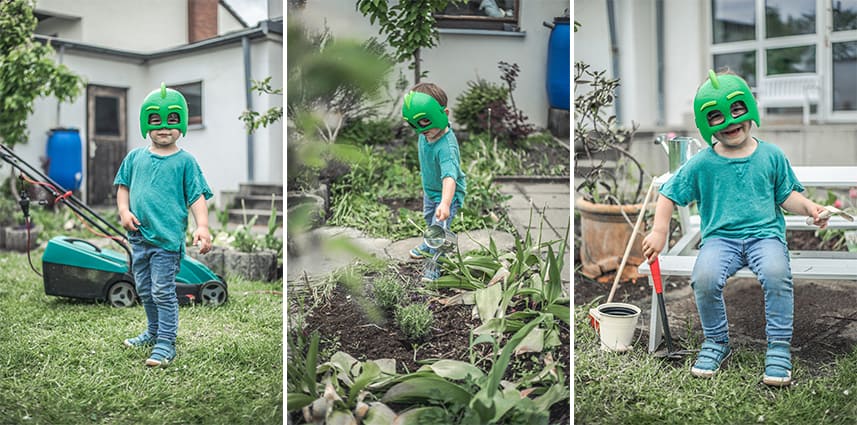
[641,70,828,386]
[114,83,213,367]
[401,82,467,282]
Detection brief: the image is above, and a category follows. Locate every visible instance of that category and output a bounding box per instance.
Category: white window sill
[438,28,526,37]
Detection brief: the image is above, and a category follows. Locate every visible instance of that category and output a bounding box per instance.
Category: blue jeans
[692,237,793,343]
[420,194,461,255]
[129,231,181,343]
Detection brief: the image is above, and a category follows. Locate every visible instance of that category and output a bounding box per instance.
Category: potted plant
[574,60,650,280]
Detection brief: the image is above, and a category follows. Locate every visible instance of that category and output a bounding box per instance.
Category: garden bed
[575,229,857,376]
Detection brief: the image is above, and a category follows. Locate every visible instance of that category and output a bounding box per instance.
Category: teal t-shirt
[418,129,467,207]
[659,139,803,246]
[113,147,213,253]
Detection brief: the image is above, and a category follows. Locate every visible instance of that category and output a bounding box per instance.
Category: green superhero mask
[402,91,448,133]
[693,70,760,145]
[139,82,189,139]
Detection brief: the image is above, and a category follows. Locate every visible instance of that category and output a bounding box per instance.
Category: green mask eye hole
[417,118,432,127]
[707,110,725,126]
[167,112,181,125]
[731,101,748,118]
[148,113,161,125]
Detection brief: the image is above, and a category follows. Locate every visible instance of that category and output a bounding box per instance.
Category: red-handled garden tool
[651,257,693,359]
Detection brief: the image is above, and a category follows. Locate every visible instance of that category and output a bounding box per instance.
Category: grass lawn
[0,250,283,425]
[574,303,857,425]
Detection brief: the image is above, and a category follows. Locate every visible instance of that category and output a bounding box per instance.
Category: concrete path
[286,177,571,294]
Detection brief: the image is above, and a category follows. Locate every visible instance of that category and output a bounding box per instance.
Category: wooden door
[86,85,127,206]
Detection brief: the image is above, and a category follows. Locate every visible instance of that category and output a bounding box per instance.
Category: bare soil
[575,230,857,376]
[302,260,570,424]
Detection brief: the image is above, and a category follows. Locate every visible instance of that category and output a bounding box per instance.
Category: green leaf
[381,376,472,405]
[285,393,315,411]
[362,402,398,425]
[304,332,320,397]
[427,359,485,381]
[475,283,503,324]
[394,406,449,424]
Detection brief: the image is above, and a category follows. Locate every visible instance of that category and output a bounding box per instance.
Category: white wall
[34,0,188,51]
[35,0,250,51]
[291,0,569,129]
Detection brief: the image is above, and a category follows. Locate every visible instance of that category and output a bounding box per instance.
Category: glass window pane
[765,0,816,38]
[833,41,857,111]
[712,0,756,44]
[169,82,202,125]
[435,0,520,31]
[94,96,119,136]
[766,45,816,74]
[713,51,757,86]
[833,0,857,31]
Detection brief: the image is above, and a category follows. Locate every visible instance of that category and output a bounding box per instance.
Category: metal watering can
[423,220,457,253]
[654,134,704,173]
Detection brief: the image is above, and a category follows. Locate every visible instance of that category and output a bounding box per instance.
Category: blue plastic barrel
[546,17,570,110]
[46,128,83,191]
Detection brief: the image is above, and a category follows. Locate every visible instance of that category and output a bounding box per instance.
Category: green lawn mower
[1,143,227,307]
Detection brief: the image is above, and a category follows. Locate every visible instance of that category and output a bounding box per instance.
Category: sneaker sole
[763,371,792,386]
[123,339,154,348]
[145,358,173,367]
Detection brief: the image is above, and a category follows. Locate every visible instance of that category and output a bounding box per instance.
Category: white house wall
[292,1,570,130]
[34,0,188,51]
[574,0,707,130]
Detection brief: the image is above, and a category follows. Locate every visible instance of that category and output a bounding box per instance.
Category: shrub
[338,117,396,146]
[395,302,433,340]
[372,275,405,311]
[454,78,508,135]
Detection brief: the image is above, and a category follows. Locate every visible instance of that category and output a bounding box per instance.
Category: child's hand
[119,210,141,231]
[435,203,451,222]
[808,203,831,229]
[641,231,666,264]
[193,227,212,254]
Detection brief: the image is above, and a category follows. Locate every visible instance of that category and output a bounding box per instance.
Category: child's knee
[691,268,723,296]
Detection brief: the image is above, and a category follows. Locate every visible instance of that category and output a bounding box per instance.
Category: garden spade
[651,257,693,360]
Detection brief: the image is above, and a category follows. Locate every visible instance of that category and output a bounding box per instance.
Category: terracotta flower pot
[576,197,652,279]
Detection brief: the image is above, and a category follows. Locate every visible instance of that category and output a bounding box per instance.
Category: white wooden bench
[757,73,821,125]
[639,166,857,353]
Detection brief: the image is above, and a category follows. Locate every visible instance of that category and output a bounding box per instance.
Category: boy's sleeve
[774,153,804,206]
[659,165,697,207]
[437,143,461,181]
[184,159,213,207]
[113,151,132,187]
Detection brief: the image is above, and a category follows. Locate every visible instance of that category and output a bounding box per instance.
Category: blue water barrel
[546,17,570,110]
[46,128,83,191]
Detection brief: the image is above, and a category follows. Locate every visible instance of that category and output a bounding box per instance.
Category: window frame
[707,0,857,122]
[434,0,522,32]
[167,81,204,127]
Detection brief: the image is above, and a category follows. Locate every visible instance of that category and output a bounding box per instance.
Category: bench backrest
[758,74,820,102]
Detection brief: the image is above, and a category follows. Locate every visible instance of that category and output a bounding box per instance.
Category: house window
[709,0,857,120]
[713,51,756,85]
[712,0,755,43]
[833,41,857,111]
[765,0,815,38]
[94,96,120,136]
[434,0,520,31]
[168,82,203,126]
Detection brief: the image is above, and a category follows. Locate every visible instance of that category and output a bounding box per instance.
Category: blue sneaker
[421,261,441,283]
[145,339,176,367]
[123,332,156,348]
[409,243,430,259]
[691,340,731,378]
[763,341,792,387]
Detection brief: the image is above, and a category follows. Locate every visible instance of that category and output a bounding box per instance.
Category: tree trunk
[414,48,421,84]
